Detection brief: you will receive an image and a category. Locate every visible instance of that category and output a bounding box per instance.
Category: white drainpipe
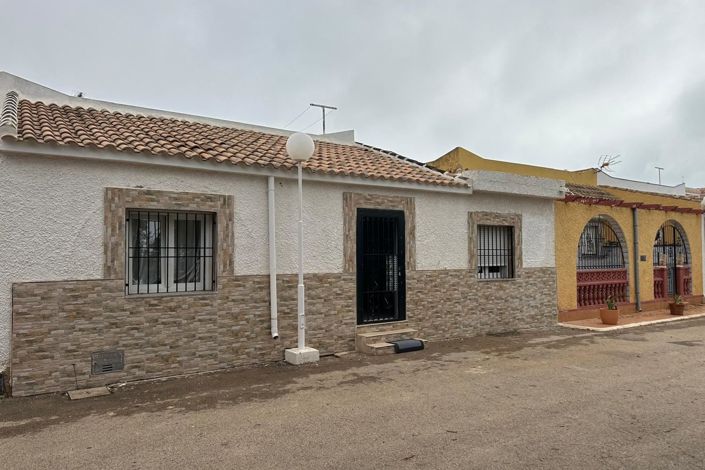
[268,176,279,338]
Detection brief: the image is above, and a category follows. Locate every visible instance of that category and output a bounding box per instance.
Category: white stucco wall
[597,171,687,196]
[0,152,555,369]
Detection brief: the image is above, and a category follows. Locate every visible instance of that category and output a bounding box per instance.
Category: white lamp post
[284,132,320,365]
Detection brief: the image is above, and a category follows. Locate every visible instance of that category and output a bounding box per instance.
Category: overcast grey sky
[2,0,704,186]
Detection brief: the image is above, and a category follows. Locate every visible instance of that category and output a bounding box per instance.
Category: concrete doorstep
[67,387,111,400]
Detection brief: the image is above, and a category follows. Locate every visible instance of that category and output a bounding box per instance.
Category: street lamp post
[284,133,320,365]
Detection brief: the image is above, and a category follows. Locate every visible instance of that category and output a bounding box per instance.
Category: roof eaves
[600,185,701,203]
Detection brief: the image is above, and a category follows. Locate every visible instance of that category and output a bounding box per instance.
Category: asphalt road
[2,319,705,469]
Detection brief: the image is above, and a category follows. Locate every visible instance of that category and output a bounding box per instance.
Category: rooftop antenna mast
[597,154,621,172]
[655,166,664,185]
[310,103,337,134]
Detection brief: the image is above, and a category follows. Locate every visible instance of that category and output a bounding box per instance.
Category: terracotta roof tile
[565,183,621,201]
[601,185,702,203]
[5,99,463,188]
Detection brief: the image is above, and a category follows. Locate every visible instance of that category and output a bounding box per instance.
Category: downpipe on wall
[632,207,641,311]
[268,176,279,339]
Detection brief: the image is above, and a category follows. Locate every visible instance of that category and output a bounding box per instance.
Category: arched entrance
[653,221,692,298]
[576,215,629,307]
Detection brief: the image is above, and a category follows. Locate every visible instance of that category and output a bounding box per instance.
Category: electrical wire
[281,106,311,129]
[300,109,335,133]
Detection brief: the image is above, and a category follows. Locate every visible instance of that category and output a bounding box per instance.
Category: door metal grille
[653,223,688,295]
[356,209,406,325]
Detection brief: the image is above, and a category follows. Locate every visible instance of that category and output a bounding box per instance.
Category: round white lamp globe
[286,132,315,162]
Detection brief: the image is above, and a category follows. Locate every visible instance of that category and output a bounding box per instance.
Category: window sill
[124,290,217,299]
[476,277,519,282]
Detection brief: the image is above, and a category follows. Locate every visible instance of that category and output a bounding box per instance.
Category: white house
[0,73,563,396]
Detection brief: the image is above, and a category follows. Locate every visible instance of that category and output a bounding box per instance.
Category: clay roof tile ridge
[0,91,20,137]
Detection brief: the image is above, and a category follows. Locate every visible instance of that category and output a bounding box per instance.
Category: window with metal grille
[126,210,215,294]
[577,217,624,270]
[477,225,514,279]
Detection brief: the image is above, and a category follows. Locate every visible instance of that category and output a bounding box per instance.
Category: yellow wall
[635,209,703,302]
[555,201,703,311]
[431,147,598,185]
[554,202,635,311]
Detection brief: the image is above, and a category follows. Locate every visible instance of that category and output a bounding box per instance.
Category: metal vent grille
[91,350,124,375]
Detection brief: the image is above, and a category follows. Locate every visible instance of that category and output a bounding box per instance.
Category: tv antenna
[597,154,621,172]
[309,103,337,134]
[655,166,664,185]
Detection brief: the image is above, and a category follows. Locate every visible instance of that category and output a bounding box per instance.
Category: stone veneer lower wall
[11,267,556,396]
[11,273,356,397]
[406,267,557,338]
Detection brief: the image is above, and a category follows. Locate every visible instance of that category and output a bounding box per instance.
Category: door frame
[355,208,406,325]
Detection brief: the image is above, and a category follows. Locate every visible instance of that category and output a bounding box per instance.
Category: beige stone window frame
[468,211,523,280]
[343,192,416,273]
[104,188,235,291]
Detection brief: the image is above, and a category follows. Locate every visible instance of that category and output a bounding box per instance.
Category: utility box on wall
[91,350,124,375]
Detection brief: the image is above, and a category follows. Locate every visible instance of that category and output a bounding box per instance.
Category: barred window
[126,210,215,294]
[477,225,514,279]
[577,217,624,270]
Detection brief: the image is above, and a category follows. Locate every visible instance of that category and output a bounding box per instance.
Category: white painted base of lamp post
[284,347,320,365]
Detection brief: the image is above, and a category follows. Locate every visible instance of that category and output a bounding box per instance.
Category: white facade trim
[461,170,566,200]
[0,140,474,195]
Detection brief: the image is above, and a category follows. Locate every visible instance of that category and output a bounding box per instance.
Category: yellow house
[431,147,704,320]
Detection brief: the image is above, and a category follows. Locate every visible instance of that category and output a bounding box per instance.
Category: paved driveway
[2,318,705,469]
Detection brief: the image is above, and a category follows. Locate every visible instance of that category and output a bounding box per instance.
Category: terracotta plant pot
[599,308,619,325]
[668,302,688,316]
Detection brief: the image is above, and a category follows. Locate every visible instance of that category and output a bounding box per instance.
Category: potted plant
[668,294,688,316]
[599,295,619,325]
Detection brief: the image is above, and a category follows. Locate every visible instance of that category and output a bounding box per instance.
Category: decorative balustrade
[676,265,692,296]
[577,269,628,307]
[653,266,667,299]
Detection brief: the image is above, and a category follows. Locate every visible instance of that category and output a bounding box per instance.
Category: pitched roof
[601,185,703,204]
[0,96,463,188]
[565,183,621,201]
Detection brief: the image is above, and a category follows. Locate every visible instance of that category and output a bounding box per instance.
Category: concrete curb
[558,312,705,332]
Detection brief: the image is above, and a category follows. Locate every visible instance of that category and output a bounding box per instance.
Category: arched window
[577,217,625,270]
[576,216,628,307]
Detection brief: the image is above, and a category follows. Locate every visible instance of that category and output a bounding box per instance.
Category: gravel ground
[2,318,705,469]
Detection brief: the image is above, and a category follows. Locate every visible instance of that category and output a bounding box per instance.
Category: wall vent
[91,350,124,375]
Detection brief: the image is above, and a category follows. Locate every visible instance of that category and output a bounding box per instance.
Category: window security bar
[477,225,514,279]
[126,210,215,294]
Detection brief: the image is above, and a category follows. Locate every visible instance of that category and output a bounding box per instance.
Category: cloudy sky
[2,0,704,186]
